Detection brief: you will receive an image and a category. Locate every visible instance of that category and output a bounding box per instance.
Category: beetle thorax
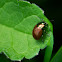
[38,24,45,29]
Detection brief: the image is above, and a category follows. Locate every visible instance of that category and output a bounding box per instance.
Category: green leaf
[50,46,62,62]
[0,0,25,8]
[0,1,53,61]
[0,0,17,8]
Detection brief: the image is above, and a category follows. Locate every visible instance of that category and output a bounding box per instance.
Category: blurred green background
[0,0,62,62]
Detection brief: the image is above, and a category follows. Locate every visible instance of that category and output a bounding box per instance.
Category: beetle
[32,22,47,40]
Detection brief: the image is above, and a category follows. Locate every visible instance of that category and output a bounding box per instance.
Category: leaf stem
[43,46,53,62]
[43,32,54,62]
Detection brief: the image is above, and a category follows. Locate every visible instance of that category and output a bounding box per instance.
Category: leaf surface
[0,1,53,60]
